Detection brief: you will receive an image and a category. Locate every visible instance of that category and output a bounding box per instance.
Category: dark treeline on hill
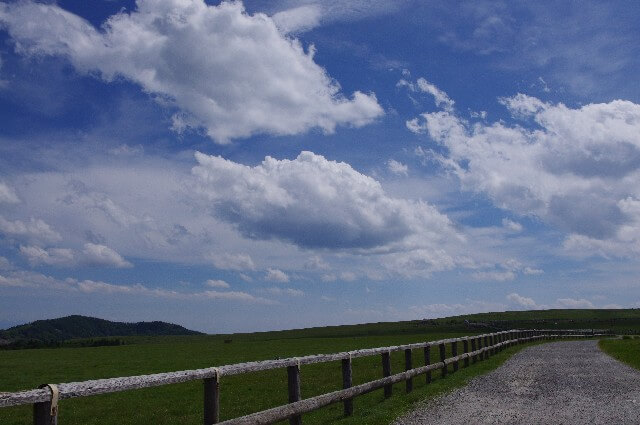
[0,315,202,350]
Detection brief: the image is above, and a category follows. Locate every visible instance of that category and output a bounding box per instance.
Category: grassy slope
[599,337,640,370]
[1,308,638,425]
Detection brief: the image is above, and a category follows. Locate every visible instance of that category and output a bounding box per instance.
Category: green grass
[599,337,640,370]
[2,308,638,425]
[0,331,530,425]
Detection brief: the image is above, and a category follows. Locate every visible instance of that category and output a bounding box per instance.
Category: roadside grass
[0,331,538,425]
[599,337,640,370]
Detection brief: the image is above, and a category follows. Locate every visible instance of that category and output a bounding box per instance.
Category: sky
[0,0,639,333]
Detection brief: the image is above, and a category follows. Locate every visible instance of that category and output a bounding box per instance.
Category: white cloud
[555,298,595,309]
[208,253,256,271]
[205,279,231,289]
[269,0,403,33]
[409,92,640,258]
[409,299,507,319]
[507,292,538,309]
[201,290,274,304]
[0,268,274,304]
[523,266,543,275]
[382,248,457,278]
[387,159,408,176]
[0,182,20,203]
[0,216,62,243]
[472,270,516,282]
[0,256,12,270]
[502,218,522,233]
[340,271,357,282]
[193,151,457,250]
[0,0,382,142]
[304,255,330,271]
[266,268,290,283]
[19,245,75,267]
[264,286,304,297]
[82,243,132,268]
[272,5,322,33]
[321,273,337,282]
[398,77,454,112]
[238,273,253,282]
[416,78,455,112]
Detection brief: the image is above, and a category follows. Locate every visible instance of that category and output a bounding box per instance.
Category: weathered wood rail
[0,329,610,425]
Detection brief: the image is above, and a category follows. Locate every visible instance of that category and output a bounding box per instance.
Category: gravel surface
[394,340,640,425]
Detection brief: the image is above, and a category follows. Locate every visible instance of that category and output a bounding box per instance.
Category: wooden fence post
[451,341,458,372]
[204,375,220,425]
[34,384,58,425]
[439,343,447,378]
[341,357,353,416]
[288,364,302,425]
[424,345,432,384]
[405,349,413,393]
[382,352,392,398]
[484,336,490,359]
[471,338,477,363]
[463,338,469,367]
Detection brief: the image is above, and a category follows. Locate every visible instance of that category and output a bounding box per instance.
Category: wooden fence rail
[0,329,610,425]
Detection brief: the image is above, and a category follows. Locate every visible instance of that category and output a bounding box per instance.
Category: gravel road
[394,340,640,424]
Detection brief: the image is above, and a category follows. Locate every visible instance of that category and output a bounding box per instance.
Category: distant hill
[0,315,202,348]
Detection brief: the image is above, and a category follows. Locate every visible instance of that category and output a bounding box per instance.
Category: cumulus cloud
[193,151,456,250]
[265,268,290,283]
[208,253,256,271]
[82,243,132,268]
[387,159,408,176]
[502,218,523,233]
[409,90,640,258]
[205,279,231,289]
[19,245,75,267]
[507,292,538,309]
[304,255,330,270]
[470,258,542,282]
[0,182,20,203]
[0,216,62,243]
[382,248,457,278]
[18,243,132,268]
[0,0,382,142]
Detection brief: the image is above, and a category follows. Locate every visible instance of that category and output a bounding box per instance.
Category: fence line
[0,329,610,425]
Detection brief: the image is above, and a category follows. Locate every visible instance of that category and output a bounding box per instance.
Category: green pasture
[1,308,639,424]
[599,336,640,370]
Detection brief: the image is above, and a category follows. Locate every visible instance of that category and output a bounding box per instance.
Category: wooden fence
[0,329,609,425]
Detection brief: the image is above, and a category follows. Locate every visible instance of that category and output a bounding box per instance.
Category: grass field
[1,308,639,425]
[599,337,640,370]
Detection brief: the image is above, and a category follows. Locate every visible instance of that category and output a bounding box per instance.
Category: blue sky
[1,0,639,333]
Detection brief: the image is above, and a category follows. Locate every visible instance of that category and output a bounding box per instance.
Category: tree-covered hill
[0,315,201,348]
